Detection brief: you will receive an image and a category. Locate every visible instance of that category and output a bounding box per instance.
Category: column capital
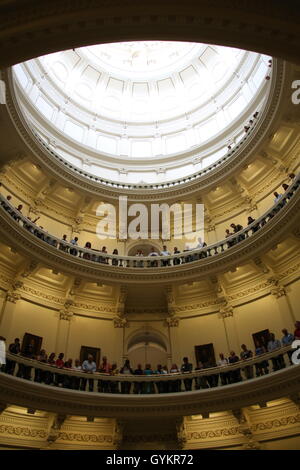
[6,291,21,303]
[59,309,73,321]
[165,316,180,327]
[219,304,234,319]
[113,315,129,328]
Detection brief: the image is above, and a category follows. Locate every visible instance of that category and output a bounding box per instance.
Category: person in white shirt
[70,236,78,256]
[160,245,171,266]
[72,358,82,390]
[0,336,6,368]
[217,353,229,385]
[135,249,144,267]
[81,355,96,392]
[148,247,159,267]
[274,191,282,203]
[195,237,208,259]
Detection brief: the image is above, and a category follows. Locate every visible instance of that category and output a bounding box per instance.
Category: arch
[126,240,162,256]
[126,325,170,354]
[0,2,299,68]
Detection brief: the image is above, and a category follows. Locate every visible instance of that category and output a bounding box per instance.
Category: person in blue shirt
[281,328,295,365]
[267,333,285,371]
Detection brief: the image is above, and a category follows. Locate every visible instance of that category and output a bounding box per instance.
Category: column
[55,309,73,356]
[165,317,181,367]
[219,305,240,353]
[113,317,128,364]
[0,291,21,340]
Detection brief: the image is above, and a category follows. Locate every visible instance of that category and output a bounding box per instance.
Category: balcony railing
[0,174,299,269]
[31,113,261,191]
[1,345,296,395]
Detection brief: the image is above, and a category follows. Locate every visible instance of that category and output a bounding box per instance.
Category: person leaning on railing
[294,321,300,340]
[54,352,65,387]
[267,333,285,371]
[34,349,48,383]
[228,351,242,383]
[172,247,181,266]
[16,339,35,380]
[181,357,193,391]
[133,363,144,394]
[0,336,6,371]
[169,364,181,392]
[109,363,119,393]
[254,340,269,376]
[5,337,20,375]
[81,354,96,392]
[217,353,230,386]
[112,249,119,266]
[0,172,299,270]
[281,329,295,365]
[194,361,209,389]
[70,237,79,256]
[44,352,56,385]
[119,359,133,394]
[240,344,254,380]
[72,359,82,390]
[143,364,154,394]
[98,356,111,393]
[204,358,219,387]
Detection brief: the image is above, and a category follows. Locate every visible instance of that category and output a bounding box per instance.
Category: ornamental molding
[187,426,240,440]
[0,424,47,439]
[74,302,116,314]
[250,414,300,433]
[126,307,168,315]
[57,431,113,443]
[21,285,64,306]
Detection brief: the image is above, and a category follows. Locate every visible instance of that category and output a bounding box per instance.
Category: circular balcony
[2,58,290,201]
[0,176,299,284]
[0,346,299,419]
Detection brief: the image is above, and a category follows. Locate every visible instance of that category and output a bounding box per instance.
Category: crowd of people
[0,173,297,266]
[1,324,299,394]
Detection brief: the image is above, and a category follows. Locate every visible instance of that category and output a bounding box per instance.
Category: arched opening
[126,328,170,369]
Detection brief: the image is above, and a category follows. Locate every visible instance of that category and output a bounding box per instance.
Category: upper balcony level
[1,57,293,202]
[0,176,299,284]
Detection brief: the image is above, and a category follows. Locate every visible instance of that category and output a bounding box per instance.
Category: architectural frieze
[57,431,113,443]
[250,414,300,433]
[0,424,47,439]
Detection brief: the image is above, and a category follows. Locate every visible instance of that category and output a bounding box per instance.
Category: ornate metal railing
[1,345,296,394]
[0,174,299,268]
